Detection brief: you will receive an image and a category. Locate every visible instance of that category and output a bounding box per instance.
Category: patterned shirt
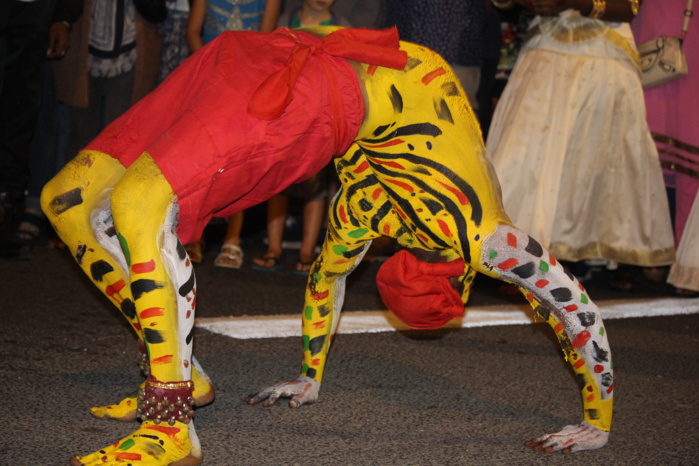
[88,0,137,77]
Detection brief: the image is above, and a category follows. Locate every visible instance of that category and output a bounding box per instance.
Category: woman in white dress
[631,0,699,296]
[667,192,699,295]
[487,0,675,277]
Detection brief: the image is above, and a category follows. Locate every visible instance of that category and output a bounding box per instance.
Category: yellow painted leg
[42,151,214,423]
[42,151,140,331]
[109,153,192,383]
[46,152,204,464]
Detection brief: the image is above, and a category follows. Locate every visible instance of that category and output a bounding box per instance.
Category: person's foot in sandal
[214,243,244,269]
[17,208,44,243]
[251,253,282,272]
[293,259,314,275]
[675,287,699,298]
[293,250,317,276]
[609,267,635,291]
[642,266,669,282]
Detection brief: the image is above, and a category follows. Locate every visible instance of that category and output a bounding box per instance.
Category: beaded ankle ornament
[137,376,195,425]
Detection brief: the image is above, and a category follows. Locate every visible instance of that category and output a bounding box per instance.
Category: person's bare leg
[252,195,287,269]
[296,196,325,273]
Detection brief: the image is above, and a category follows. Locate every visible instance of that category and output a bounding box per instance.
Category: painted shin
[481,223,613,440]
[42,151,205,463]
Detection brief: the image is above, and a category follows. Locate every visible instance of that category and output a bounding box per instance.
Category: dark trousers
[0,0,57,192]
[64,71,135,161]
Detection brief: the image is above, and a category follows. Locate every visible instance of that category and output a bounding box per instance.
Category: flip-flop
[214,244,243,269]
[251,254,283,272]
[293,260,314,276]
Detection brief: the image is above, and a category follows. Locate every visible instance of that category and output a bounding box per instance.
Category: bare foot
[70,421,202,465]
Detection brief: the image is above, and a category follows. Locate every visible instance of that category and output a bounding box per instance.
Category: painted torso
[346,40,508,268]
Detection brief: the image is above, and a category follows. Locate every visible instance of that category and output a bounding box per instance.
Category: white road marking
[196,297,699,340]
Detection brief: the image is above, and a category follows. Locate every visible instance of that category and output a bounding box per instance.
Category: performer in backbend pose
[43,26,612,465]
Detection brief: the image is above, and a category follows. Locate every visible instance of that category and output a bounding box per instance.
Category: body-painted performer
[42,26,612,465]
[246,28,614,454]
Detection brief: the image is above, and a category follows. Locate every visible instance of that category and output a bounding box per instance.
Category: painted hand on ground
[525,422,609,453]
[246,376,320,408]
[69,421,202,465]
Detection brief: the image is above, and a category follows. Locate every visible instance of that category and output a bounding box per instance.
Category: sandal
[17,211,43,242]
[293,259,314,276]
[214,244,244,269]
[251,254,282,272]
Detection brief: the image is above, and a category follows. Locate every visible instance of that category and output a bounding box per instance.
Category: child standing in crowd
[277,0,351,28]
[187,0,281,49]
[185,0,281,268]
[252,0,349,274]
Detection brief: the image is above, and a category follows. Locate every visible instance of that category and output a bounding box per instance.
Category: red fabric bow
[248,27,408,120]
[376,250,467,330]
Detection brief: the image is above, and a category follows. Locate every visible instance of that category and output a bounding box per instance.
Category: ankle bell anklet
[137,341,151,377]
[137,377,195,425]
[137,351,151,377]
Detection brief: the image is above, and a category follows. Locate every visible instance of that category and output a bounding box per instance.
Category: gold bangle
[146,380,194,390]
[628,0,640,16]
[587,0,607,19]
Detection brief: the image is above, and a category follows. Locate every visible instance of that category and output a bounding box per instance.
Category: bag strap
[682,0,694,39]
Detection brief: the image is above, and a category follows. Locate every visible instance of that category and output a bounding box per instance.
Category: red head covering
[376,250,466,330]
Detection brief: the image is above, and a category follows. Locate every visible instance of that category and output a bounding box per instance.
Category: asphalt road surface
[3,228,698,465]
